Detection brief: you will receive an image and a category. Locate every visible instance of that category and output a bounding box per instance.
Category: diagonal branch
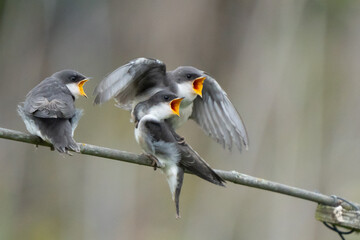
[0,127,358,211]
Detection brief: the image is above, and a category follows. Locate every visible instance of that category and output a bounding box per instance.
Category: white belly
[25,119,46,139]
[160,161,179,199]
[20,113,49,141]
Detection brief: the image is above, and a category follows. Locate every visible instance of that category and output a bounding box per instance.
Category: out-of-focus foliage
[0,0,360,239]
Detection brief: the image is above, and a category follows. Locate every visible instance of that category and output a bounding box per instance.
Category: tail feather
[174,168,184,218]
[42,119,80,154]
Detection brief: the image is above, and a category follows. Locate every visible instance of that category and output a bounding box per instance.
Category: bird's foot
[143,154,162,170]
[71,143,81,153]
[65,150,73,156]
[175,136,185,145]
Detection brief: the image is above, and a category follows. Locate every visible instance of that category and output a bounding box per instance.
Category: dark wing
[146,121,225,186]
[24,78,75,119]
[143,120,178,157]
[144,120,177,143]
[190,75,249,152]
[93,58,167,109]
[177,140,225,186]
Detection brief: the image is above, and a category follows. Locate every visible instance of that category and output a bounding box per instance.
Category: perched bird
[133,90,225,218]
[18,70,89,154]
[93,58,249,152]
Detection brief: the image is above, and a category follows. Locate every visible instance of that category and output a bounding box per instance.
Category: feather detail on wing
[23,77,76,119]
[190,75,249,152]
[25,97,75,118]
[93,58,166,109]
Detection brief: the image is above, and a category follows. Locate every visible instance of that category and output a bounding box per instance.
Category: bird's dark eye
[163,95,169,100]
[186,74,192,79]
[70,76,76,81]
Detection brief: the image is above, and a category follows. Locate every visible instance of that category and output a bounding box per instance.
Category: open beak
[192,76,206,97]
[170,98,184,116]
[78,79,89,98]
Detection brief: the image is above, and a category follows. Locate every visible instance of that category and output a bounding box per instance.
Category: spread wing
[24,78,75,119]
[190,75,249,152]
[93,58,167,110]
[145,121,225,186]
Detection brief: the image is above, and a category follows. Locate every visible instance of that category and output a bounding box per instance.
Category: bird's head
[172,66,206,103]
[134,90,183,122]
[53,70,89,98]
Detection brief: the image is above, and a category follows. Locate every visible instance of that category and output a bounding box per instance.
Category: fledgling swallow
[133,90,225,218]
[18,69,89,154]
[93,57,248,152]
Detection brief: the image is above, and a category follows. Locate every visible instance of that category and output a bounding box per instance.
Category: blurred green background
[1,0,360,239]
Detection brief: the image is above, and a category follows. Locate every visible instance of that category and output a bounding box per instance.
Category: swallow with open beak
[93,57,248,152]
[134,90,225,218]
[18,69,89,154]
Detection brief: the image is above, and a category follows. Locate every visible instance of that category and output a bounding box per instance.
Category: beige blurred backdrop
[1,0,360,239]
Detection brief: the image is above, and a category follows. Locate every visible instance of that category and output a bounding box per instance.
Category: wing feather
[203,99,225,148]
[143,120,225,186]
[191,75,249,152]
[93,58,166,109]
[213,101,233,149]
[24,78,75,119]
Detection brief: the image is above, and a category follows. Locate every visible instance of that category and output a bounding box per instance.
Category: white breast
[171,103,193,129]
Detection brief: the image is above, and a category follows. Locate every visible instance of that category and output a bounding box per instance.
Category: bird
[18,69,89,154]
[93,57,248,152]
[133,90,225,218]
